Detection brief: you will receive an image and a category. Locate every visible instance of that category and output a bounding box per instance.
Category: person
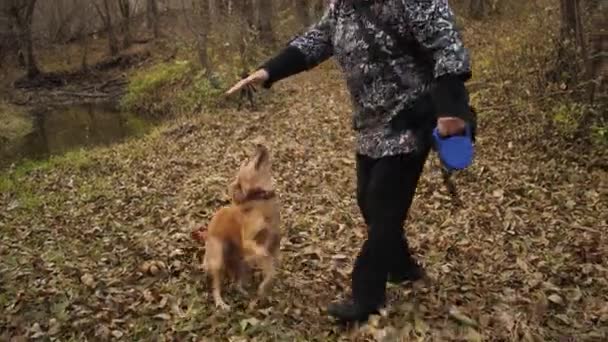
[225,0,475,323]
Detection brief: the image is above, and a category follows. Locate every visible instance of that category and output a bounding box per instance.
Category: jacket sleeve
[260,9,335,88]
[404,0,473,118]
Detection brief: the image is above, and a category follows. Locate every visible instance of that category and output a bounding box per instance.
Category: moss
[176,70,226,112]
[124,113,153,137]
[0,176,14,193]
[591,123,608,146]
[0,102,32,141]
[51,149,92,170]
[121,60,193,112]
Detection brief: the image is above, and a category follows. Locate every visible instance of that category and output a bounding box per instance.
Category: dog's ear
[253,144,269,170]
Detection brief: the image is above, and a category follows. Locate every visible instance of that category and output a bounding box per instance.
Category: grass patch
[0,102,32,141]
[124,113,154,137]
[0,176,15,193]
[176,70,226,112]
[1,149,93,210]
[591,122,608,146]
[121,60,193,113]
[11,158,53,178]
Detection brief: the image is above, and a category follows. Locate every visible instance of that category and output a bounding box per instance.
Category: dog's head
[229,144,274,203]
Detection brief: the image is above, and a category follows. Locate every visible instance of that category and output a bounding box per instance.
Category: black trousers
[352,146,430,308]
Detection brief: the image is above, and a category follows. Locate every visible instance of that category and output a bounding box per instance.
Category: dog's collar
[238,188,276,203]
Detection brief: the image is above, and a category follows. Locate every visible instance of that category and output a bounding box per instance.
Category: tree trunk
[586,4,607,103]
[146,0,160,38]
[469,0,486,19]
[10,0,40,78]
[312,0,324,19]
[215,0,228,17]
[118,0,132,49]
[95,0,119,56]
[294,0,310,27]
[192,0,210,73]
[242,0,255,31]
[257,0,274,45]
[560,0,577,41]
[234,0,255,71]
[556,0,586,84]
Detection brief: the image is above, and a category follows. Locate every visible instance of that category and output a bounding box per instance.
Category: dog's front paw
[236,284,249,296]
[257,283,270,297]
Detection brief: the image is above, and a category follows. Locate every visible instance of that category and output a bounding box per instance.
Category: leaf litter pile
[1,43,608,342]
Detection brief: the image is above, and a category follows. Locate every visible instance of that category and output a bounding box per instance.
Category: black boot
[387,261,426,284]
[327,299,381,323]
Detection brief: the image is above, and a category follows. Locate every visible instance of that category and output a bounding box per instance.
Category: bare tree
[552,0,587,87]
[211,0,228,18]
[146,0,160,38]
[94,0,119,56]
[191,0,211,72]
[118,0,132,48]
[5,0,40,78]
[233,0,255,72]
[257,0,275,45]
[312,0,324,18]
[560,0,586,57]
[469,0,486,19]
[586,4,607,103]
[0,10,14,72]
[294,0,310,27]
[73,2,93,71]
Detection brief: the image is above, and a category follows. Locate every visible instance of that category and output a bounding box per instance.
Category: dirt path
[1,61,607,340]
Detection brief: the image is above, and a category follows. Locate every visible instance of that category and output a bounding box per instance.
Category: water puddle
[0,102,155,169]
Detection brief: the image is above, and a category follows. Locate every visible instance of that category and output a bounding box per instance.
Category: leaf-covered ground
[2,19,607,342]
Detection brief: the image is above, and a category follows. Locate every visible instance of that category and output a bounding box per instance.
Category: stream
[0,102,155,169]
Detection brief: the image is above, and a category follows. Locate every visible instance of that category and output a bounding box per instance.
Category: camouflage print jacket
[261,0,473,158]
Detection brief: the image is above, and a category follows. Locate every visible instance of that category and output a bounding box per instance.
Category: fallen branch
[51,90,111,98]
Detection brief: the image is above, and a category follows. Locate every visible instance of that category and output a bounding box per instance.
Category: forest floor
[1,8,607,342]
[2,62,607,341]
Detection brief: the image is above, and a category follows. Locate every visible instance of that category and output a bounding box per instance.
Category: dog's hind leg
[257,257,276,296]
[235,262,250,296]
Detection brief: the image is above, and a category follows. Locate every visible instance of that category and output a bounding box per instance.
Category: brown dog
[192,144,281,310]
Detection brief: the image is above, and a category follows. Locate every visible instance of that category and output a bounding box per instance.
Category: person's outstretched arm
[404,0,473,135]
[225,9,335,96]
[260,9,335,89]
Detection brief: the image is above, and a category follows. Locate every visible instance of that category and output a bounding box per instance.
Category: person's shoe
[387,262,426,285]
[327,299,380,323]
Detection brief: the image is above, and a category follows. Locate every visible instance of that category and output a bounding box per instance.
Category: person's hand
[225,69,270,96]
[437,117,466,137]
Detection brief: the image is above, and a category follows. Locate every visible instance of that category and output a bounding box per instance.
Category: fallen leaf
[240,318,260,331]
[449,307,478,327]
[80,274,95,288]
[29,323,44,339]
[48,318,61,336]
[548,294,564,305]
[154,313,171,321]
